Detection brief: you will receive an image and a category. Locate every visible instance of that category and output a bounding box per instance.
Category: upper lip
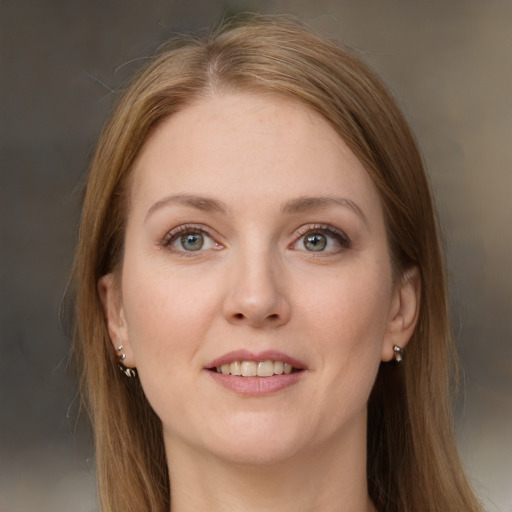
[206,350,306,370]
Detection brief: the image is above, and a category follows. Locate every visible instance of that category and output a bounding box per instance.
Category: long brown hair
[71,14,482,512]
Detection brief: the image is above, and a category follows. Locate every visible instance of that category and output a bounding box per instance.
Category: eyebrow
[145,193,227,222]
[282,196,368,225]
[145,193,367,225]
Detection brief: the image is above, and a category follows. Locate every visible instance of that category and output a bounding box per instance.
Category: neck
[166,422,376,512]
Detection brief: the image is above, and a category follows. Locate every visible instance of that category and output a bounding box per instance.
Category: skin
[100,93,420,512]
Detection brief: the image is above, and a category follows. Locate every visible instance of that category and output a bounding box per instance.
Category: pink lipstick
[205,350,306,396]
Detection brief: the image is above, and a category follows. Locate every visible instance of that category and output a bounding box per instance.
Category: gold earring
[393,345,404,363]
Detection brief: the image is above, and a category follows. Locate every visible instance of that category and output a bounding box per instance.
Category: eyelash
[161,224,219,253]
[160,223,351,255]
[293,224,351,253]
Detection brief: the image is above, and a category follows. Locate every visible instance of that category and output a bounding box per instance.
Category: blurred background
[1,1,511,511]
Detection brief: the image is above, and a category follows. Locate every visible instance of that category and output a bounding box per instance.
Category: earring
[118,363,137,378]
[393,345,404,363]
[116,345,137,377]
[116,345,128,361]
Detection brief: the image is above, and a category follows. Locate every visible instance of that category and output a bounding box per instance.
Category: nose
[222,248,291,328]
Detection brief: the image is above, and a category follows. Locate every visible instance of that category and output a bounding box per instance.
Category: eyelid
[291,223,351,252]
[161,223,222,252]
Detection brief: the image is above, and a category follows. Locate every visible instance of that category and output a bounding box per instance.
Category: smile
[215,360,296,377]
[206,350,306,395]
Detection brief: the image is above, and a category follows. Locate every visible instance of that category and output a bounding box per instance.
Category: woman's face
[101,93,417,465]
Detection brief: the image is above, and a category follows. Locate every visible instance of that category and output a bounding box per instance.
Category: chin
[199,414,314,466]
[209,439,303,467]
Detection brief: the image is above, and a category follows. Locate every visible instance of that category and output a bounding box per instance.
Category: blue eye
[303,233,327,251]
[163,226,220,253]
[179,233,205,251]
[294,225,350,253]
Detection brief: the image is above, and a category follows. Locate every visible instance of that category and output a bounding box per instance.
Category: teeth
[230,361,242,376]
[215,360,298,377]
[257,360,274,377]
[241,361,257,377]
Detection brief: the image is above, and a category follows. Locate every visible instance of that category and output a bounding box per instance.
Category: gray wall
[1,1,511,510]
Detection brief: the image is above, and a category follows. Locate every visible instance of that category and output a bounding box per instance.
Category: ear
[98,273,136,367]
[381,267,421,362]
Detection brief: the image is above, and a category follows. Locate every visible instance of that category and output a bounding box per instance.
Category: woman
[71,15,483,512]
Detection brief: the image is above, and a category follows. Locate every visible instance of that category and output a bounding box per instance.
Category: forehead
[129,92,382,219]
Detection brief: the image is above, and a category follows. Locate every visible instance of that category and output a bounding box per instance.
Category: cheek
[297,263,392,399]
[120,270,211,413]
[120,258,221,363]
[280,266,392,442]
[300,265,392,347]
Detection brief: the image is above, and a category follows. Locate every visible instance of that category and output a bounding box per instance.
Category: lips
[205,350,306,395]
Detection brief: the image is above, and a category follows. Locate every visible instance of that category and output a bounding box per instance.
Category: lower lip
[207,371,304,396]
